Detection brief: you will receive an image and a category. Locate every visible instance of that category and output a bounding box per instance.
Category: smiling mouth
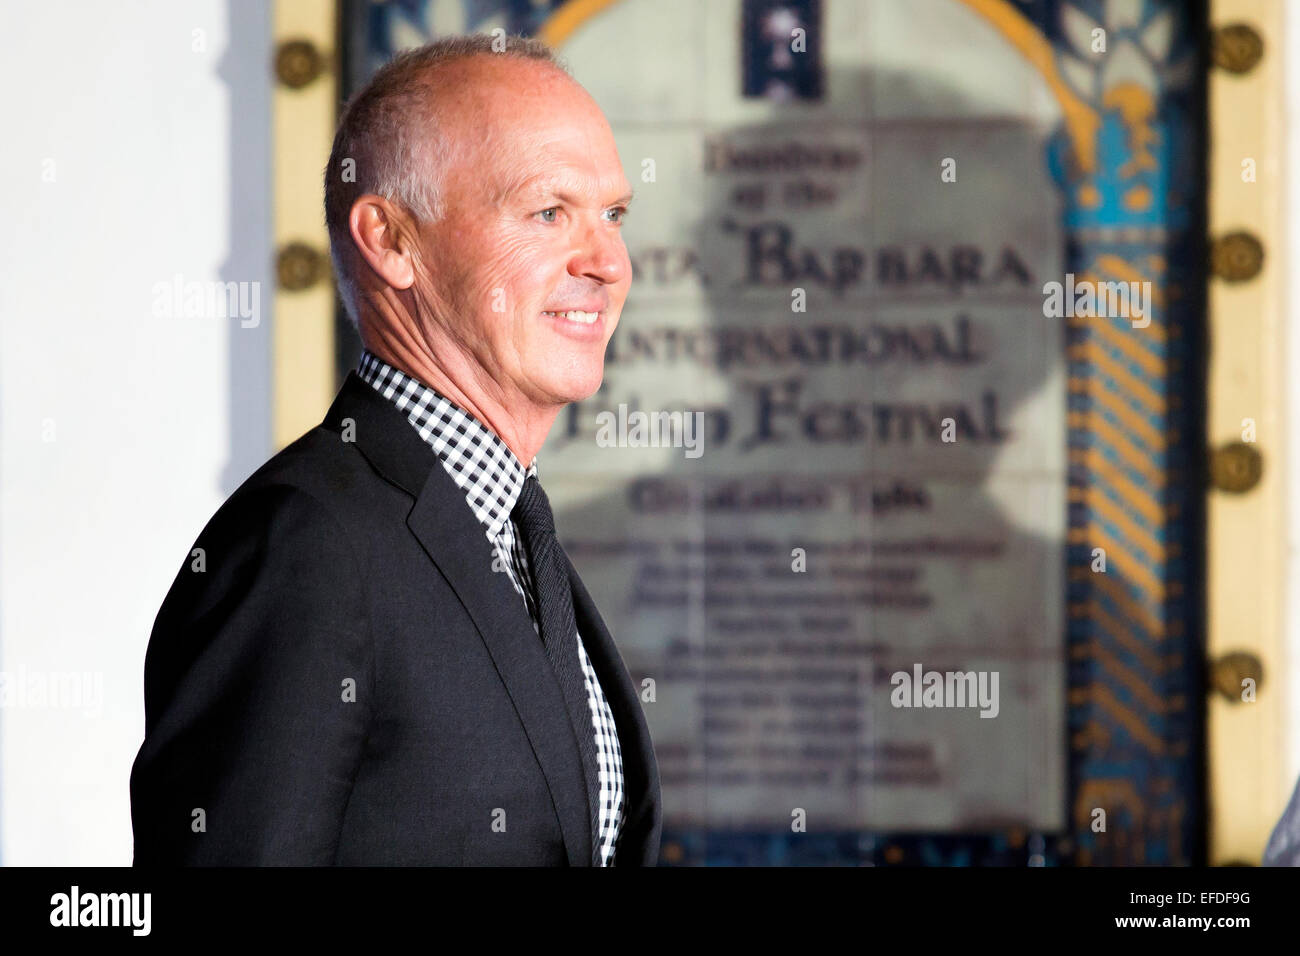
[541,309,601,325]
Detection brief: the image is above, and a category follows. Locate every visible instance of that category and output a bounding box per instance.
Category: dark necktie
[511,475,602,864]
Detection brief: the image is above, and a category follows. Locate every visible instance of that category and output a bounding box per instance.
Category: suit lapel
[563,550,662,866]
[323,373,593,867]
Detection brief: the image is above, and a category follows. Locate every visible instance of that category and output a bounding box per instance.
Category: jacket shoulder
[158,422,403,608]
[232,423,374,508]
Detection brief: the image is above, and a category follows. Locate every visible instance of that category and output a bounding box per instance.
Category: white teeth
[543,310,599,324]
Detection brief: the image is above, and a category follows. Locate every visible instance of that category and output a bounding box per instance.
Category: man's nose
[569,218,629,285]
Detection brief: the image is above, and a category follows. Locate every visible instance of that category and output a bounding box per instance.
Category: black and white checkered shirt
[357,349,624,865]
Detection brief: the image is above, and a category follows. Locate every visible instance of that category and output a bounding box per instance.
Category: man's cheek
[481,244,547,311]
[470,267,523,314]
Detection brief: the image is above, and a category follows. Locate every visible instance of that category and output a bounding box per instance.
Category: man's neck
[361,333,555,469]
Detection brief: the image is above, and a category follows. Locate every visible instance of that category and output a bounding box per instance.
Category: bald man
[130,34,661,866]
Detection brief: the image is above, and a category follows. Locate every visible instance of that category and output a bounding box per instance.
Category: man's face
[413,60,633,411]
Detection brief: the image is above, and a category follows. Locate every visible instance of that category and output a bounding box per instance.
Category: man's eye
[604,206,629,224]
[536,207,559,222]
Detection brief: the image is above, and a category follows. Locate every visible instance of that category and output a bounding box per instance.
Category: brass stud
[1209,232,1264,282]
[1209,651,1263,703]
[277,242,328,291]
[275,39,326,89]
[1209,441,1262,493]
[1212,24,1264,74]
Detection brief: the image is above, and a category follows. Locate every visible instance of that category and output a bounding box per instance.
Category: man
[130,34,661,866]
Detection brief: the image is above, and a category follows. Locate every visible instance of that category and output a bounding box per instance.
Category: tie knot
[511,475,556,539]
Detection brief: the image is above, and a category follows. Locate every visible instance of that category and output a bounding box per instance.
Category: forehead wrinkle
[470,116,628,209]
[508,168,633,206]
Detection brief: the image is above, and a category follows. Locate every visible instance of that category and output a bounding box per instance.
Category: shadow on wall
[219,0,272,497]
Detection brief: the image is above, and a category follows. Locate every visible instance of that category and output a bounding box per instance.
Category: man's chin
[539,367,605,406]
[563,377,605,405]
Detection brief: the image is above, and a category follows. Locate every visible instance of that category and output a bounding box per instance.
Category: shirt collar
[356,348,538,542]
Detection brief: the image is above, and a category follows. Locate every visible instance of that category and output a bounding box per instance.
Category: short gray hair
[324,34,570,328]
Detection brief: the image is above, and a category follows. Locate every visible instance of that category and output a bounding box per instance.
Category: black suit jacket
[130,372,662,865]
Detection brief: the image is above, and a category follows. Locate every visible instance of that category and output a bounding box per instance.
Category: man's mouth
[541,309,601,325]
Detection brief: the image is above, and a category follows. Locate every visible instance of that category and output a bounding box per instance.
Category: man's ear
[348,195,418,291]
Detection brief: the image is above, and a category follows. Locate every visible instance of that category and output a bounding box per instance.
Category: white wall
[0,0,272,864]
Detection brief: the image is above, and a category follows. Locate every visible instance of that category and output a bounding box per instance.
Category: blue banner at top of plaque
[742,0,825,101]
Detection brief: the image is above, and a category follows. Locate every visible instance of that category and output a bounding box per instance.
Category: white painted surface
[0,0,271,865]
